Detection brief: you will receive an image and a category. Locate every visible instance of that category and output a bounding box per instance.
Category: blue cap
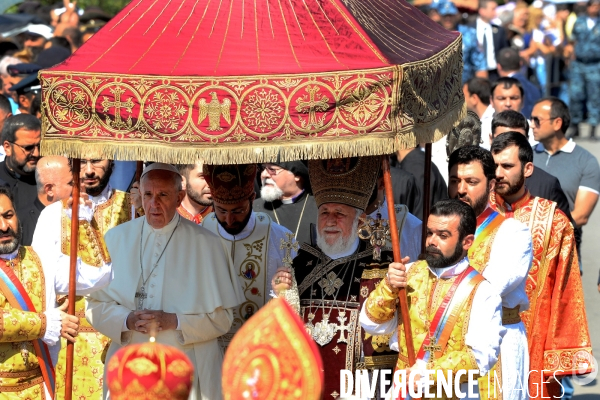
[7,63,41,77]
[437,1,459,15]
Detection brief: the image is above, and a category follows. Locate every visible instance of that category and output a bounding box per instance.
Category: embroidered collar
[490,189,532,216]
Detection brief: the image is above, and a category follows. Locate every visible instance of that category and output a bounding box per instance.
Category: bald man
[20,156,73,245]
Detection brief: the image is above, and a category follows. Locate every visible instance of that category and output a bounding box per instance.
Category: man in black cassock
[253,160,318,246]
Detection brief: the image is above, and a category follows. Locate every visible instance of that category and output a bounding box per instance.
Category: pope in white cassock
[85,163,245,400]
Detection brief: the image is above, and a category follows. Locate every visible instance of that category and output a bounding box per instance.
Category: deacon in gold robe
[448,145,532,400]
[201,163,296,351]
[361,199,504,399]
[273,156,403,398]
[489,132,594,398]
[0,185,113,399]
[86,163,244,400]
[32,158,133,400]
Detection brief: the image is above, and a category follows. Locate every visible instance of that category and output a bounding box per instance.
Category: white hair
[0,56,21,76]
[316,207,361,257]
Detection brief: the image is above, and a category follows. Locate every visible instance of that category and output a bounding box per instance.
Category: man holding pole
[0,185,113,399]
[360,199,504,399]
[32,158,133,400]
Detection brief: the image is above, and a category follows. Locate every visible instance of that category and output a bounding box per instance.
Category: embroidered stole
[0,258,55,398]
[202,212,271,349]
[417,266,484,363]
[468,208,505,262]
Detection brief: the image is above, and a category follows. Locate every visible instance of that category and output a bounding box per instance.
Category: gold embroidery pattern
[126,358,159,376]
[543,347,594,374]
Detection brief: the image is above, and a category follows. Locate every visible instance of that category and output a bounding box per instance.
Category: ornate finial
[279,232,300,314]
[357,210,391,261]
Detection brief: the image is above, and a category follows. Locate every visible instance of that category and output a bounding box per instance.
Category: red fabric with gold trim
[222,298,323,400]
[39,0,464,165]
[106,341,194,400]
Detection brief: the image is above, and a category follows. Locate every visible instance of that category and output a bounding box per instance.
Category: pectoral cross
[280,232,299,267]
[423,336,442,364]
[135,287,147,310]
[336,311,350,343]
[357,211,390,261]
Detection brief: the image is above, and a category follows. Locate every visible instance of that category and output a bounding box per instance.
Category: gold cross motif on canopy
[296,85,329,130]
[280,232,299,267]
[102,86,134,129]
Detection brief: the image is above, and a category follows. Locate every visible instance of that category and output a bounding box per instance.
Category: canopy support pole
[65,159,81,400]
[421,144,432,253]
[135,161,143,182]
[382,156,416,367]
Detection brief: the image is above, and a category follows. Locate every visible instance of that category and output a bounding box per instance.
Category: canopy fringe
[41,101,465,164]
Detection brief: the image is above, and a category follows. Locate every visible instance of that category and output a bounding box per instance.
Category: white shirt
[477,17,497,70]
[480,210,532,310]
[480,104,496,150]
[360,257,504,397]
[369,199,422,263]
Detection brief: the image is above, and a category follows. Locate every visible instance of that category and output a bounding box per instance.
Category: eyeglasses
[531,116,557,128]
[261,164,284,176]
[11,142,40,154]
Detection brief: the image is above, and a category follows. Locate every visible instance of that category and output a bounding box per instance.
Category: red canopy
[40,0,464,164]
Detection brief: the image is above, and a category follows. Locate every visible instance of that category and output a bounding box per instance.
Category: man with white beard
[254,160,318,246]
[272,156,398,399]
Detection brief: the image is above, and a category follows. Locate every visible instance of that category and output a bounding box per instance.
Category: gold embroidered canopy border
[40,0,464,164]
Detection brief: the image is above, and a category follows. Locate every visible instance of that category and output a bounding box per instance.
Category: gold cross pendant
[357,211,390,261]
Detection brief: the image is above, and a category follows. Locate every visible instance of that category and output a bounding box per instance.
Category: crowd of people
[0,0,597,399]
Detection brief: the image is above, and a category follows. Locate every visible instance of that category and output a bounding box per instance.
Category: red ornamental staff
[381,156,417,368]
[64,158,81,400]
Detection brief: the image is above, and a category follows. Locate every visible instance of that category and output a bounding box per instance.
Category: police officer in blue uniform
[570,0,600,139]
[436,1,488,83]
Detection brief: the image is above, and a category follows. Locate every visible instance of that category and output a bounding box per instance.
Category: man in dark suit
[469,0,510,82]
[497,47,542,118]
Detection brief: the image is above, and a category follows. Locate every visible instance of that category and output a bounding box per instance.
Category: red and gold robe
[489,190,593,398]
[177,204,212,224]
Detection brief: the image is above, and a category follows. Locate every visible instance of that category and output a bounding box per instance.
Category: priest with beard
[272,156,403,398]
[32,158,133,400]
[448,145,532,400]
[253,160,318,246]
[176,162,213,224]
[360,199,504,399]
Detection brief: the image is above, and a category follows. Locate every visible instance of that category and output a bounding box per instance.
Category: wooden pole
[421,144,432,253]
[64,158,81,400]
[381,156,416,366]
